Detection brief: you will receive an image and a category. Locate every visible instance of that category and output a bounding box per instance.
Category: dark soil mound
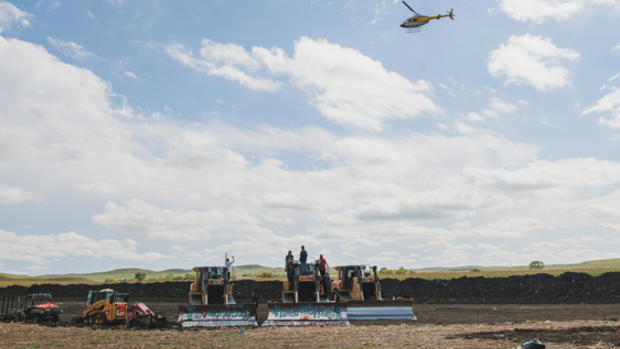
[381,272,620,303]
[1,272,620,304]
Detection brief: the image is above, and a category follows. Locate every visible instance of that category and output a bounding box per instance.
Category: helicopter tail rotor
[448,8,454,20]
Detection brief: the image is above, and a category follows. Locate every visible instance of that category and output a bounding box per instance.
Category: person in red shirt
[318,254,331,299]
[318,254,329,277]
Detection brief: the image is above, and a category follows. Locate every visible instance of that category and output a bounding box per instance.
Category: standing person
[225,255,235,281]
[318,254,330,299]
[318,254,329,277]
[285,250,294,290]
[299,245,308,275]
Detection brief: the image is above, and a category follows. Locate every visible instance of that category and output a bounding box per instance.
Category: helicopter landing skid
[403,28,421,33]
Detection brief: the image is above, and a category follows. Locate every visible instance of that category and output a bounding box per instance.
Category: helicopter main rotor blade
[402,1,419,16]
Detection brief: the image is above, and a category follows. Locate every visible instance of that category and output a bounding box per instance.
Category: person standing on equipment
[318,254,329,277]
[285,250,294,290]
[225,255,235,281]
[299,245,308,275]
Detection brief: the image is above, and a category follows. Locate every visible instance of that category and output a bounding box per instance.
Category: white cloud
[499,0,617,23]
[488,34,579,90]
[0,1,33,33]
[613,43,620,55]
[4,34,620,269]
[0,184,39,204]
[93,199,266,241]
[86,9,95,20]
[168,37,441,131]
[0,229,168,265]
[166,42,281,92]
[254,37,441,131]
[582,88,620,128]
[46,36,93,60]
[124,70,138,80]
[466,97,518,122]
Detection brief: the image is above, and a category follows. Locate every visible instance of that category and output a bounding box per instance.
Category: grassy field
[1,259,619,286]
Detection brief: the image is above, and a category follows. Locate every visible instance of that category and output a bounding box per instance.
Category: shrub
[395,267,408,274]
[529,260,544,270]
[134,272,146,281]
[258,272,273,278]
[104,278,117,283]
[380,268,394,275]
[470,268,481,272]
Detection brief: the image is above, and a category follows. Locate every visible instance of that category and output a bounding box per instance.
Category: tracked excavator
[262,260,348,326]
[332,265,416,321]
[177,266,257,327]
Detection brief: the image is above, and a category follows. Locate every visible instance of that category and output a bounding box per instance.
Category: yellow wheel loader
[262,261,348,326]
[177,266,257,327]
[81,289,128,326]
[332,265,416,321]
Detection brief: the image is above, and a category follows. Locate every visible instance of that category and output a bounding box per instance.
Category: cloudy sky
[1,0,620,274]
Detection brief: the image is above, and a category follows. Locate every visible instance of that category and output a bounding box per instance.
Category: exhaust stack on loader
[332,265,416,321]
[178,266,257,327]
[263,261,348,326]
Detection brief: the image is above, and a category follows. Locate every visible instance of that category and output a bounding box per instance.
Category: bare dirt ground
[1,320,619,348]
[3,302,620,348]
[54,301,620,325]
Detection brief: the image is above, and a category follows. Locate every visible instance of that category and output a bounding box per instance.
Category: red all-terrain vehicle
[17,293,62,323]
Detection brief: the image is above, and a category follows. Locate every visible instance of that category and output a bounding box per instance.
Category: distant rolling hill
[1,259,619,286]
[0,265,285,286]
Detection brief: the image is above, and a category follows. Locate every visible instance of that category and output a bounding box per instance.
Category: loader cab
[338,265,364,291]
[86,289,111,305]
[333,265,381,302]
[189,266,234,305]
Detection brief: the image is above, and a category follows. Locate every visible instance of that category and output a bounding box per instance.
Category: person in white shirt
[225,256,235,281]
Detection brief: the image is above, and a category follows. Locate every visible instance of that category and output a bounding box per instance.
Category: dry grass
[0,320,618,348]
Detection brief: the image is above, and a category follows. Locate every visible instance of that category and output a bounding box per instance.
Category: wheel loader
[262,260,348,326]
[331,265,416,321]
[81,288,129,325]
[177,266,257,327]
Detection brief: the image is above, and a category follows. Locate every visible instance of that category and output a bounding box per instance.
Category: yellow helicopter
[400,1,454,32]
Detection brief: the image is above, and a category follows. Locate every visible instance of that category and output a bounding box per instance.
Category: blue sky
[1,0,620,274]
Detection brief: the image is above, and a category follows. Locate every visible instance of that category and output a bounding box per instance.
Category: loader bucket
[262,302,349,326]
[177,304,257,327]
[345,300,416,321]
